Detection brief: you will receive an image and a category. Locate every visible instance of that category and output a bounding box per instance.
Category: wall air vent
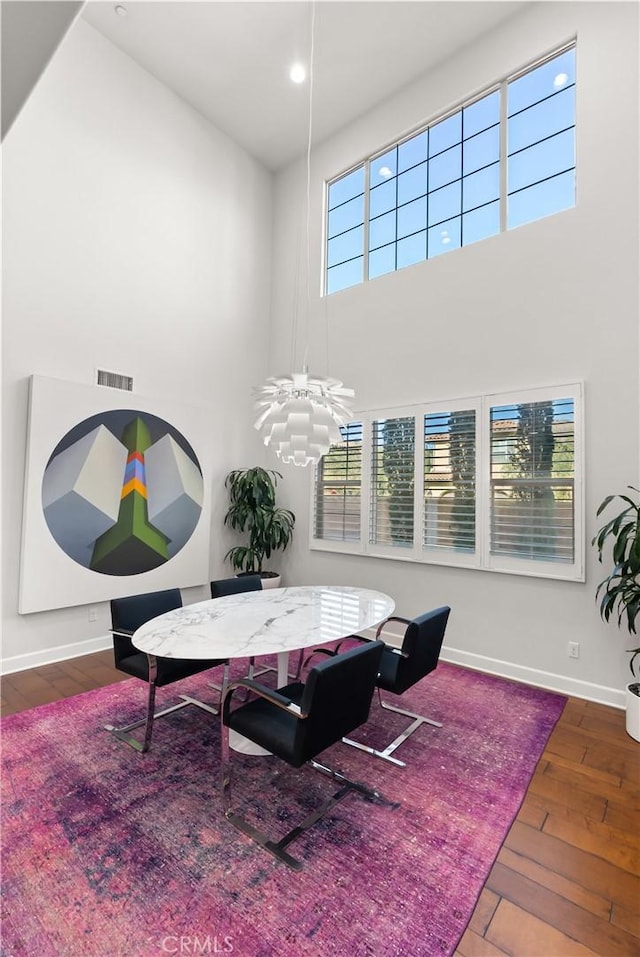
[96,369,134,391]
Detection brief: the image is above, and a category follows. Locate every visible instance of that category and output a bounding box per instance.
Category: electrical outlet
[88,607,97,622]
[568,641,580,659]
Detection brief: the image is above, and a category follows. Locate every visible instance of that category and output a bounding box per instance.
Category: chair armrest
[333,633,370,654]
[223,678,307,722]
[376,616,410,638]
[110,628,135,638]
[301,647,339,670]
[376,617,411,657]
[302,633,368,667]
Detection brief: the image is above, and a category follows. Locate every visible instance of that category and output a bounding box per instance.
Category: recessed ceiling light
[554,72,568,88]
[378,166,393,178]
[290,63,306,84]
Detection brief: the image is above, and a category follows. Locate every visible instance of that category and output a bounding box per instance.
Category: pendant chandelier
[254,369,354,467]
[253,1,354,467]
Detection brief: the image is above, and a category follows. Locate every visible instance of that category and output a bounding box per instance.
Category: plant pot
[259,572,281,590]
[625,682,640,742]
[236,571,281,590]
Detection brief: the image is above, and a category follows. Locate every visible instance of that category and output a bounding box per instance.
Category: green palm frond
[224,467,295,574]
[593,486,640,678]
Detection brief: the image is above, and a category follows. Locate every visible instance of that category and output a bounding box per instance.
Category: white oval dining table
[133,584,395,754]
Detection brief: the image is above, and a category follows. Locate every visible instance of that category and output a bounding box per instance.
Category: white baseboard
[358,628,625,711]
[1,632,627,711]
[1,634,113,676]
[441,646,625,710]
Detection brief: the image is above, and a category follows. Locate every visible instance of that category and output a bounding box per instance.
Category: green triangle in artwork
[121,416,153,454]
[91,489,169,575]
[89,414,169,575]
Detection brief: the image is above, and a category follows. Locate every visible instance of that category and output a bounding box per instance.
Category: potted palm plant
[593,486,640,742]
[223,467,295,588]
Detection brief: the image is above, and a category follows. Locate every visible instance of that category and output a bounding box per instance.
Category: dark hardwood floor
[2,653,639,955]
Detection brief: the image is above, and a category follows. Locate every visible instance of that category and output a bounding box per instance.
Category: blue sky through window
[326,45,576,295]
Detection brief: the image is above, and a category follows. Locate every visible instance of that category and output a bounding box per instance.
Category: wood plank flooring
[2,653,638,955]
[457,697,640,957]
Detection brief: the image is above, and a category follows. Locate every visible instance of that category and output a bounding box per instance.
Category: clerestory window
[326,44,576,295]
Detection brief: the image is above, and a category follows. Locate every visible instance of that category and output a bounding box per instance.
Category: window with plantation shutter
[313,422,362,543]
[424,409,476,554]
[370,416,415,548]
[310,383,582,581]
[489,397,575,564]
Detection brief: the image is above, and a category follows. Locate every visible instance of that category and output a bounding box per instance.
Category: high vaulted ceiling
[81,1,527,171]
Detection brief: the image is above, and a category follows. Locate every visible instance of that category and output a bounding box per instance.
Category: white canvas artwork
[19,375,213,613]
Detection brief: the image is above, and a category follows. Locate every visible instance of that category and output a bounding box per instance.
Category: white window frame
[481,382,583,580]
[310,382,584,582]
[324,39,576,297]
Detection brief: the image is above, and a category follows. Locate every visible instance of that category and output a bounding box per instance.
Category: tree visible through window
[371,417,414,546]
[423,409,476,554]
[449,411,477,551]
[313,386,581,581]
[313,422,362,542]
[490,399,575,563]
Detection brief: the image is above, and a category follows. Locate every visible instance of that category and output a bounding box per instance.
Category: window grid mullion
[394,158,399,271]
[326,43,575,294]
[508,166,576,198]
[507,124,576,161]
[507,82,576,122]
[363,163,370,280]
[459,113,465,247]
[499,78,508,233]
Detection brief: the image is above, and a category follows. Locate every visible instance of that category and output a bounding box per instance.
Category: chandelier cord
[252,0,353,467]
[302,0,316,374]
[290,187,303,373]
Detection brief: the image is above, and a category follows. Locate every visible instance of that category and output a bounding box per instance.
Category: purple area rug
[1,659,565,957]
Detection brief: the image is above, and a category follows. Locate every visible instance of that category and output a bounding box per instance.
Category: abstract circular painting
[41,409,204,575]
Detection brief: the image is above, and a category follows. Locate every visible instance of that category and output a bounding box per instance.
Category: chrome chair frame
[105,638,228,753]
[335,609,450,768]
[342,677,443,768]
[220,643,397,871]
[106,589,229,753]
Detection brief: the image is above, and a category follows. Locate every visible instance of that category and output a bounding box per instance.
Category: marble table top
[132,585,395,661]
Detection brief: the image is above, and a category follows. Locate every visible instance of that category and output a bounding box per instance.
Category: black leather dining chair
[210,575,262,599]
[220,640,396,870]
[210,575,271,680]
[106,588,229,753]
[210,575,301,680]
[341,606,451,767]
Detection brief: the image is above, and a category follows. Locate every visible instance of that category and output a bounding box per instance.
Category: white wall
[270,1,639,706]
[0,0,83,140]
[2,19,274,669]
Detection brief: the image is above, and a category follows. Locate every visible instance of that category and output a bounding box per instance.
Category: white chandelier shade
[254,371,355,466]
